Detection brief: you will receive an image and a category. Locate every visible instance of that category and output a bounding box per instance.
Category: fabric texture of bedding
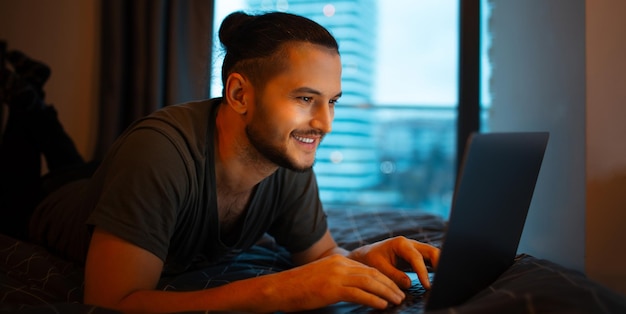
[2,207,626,313]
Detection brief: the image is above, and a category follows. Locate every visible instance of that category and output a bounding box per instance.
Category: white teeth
[294,135,315,144]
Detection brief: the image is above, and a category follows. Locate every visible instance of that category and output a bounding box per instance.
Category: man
[3,11,439,313]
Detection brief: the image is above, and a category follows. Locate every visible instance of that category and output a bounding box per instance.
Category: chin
[285,163,314,173]
[282,158,315,173]
[254,142,316,173]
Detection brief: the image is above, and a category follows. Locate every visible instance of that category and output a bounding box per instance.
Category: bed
[2,207,626,313]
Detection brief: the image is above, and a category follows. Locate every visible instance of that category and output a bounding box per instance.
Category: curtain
[95,0,214,159]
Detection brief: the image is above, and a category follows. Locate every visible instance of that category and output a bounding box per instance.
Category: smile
[293,135,315,144]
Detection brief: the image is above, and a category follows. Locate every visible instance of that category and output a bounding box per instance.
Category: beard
[245,124,317,173]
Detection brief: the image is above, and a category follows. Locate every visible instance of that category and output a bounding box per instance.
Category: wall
[0,0,100,161]
[585,0,626,295]
[488,0,587,271]
[489,0,626,295]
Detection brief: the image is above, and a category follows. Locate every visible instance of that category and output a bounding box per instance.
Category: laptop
[306,131,549,313]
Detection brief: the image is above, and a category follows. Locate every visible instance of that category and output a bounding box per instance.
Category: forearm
[98,275,283,314]
[94,252,410,313]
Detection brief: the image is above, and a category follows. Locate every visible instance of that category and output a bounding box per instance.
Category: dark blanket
[2,207,626,313]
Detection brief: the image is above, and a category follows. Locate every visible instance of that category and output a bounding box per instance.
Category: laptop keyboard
[347,274,432,314]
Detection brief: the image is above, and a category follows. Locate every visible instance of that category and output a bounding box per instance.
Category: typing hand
[348,237,440,290]
[263,254,406,311]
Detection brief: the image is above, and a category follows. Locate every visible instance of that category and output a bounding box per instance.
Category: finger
[414,264,432,290]
[373,260,413,289]
[344,272,405,307]
[406,243,440,289]
[389,239,433,289]
[404,240,440,266]
[406,254,431,289]
[426,243,441,268]
[340,286,390,310]
[335,255,403,296]
[361,266,405,300]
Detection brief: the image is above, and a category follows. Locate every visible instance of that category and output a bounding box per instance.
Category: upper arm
[83,227,164,307]
[291,229,348,265]
[86,128,190,261]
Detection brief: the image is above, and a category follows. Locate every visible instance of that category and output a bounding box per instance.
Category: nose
[310,103,333,134]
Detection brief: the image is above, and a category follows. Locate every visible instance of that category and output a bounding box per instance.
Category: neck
[214,103,278,193]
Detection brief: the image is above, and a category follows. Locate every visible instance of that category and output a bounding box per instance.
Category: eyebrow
[292,87,343,99]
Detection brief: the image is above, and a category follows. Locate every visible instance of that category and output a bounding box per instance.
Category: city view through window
[211,0,491,219]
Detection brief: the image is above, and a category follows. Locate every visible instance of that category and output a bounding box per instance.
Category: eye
[296,96,315,106]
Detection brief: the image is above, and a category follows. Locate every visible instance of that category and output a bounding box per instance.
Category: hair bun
[218,11,255,51]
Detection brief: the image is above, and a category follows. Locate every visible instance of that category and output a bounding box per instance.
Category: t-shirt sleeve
[267,169,328,254]
[86,127,191,261]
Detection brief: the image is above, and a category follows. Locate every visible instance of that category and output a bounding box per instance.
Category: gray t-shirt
[32,98,328,274]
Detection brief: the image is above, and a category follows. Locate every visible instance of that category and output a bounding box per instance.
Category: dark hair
[218,11,339,95]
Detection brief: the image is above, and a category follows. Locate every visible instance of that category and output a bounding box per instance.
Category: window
[210,0,489,219]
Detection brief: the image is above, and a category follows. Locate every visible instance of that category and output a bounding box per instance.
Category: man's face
[245,43,342,172]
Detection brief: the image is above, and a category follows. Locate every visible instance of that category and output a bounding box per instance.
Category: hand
[258,254,407,312]
[348,236,440,290]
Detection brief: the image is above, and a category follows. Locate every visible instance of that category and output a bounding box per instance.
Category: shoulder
[144,98,219,133]
[119,98,221,159]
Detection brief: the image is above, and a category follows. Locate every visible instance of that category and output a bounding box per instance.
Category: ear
[224,72,251,115]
